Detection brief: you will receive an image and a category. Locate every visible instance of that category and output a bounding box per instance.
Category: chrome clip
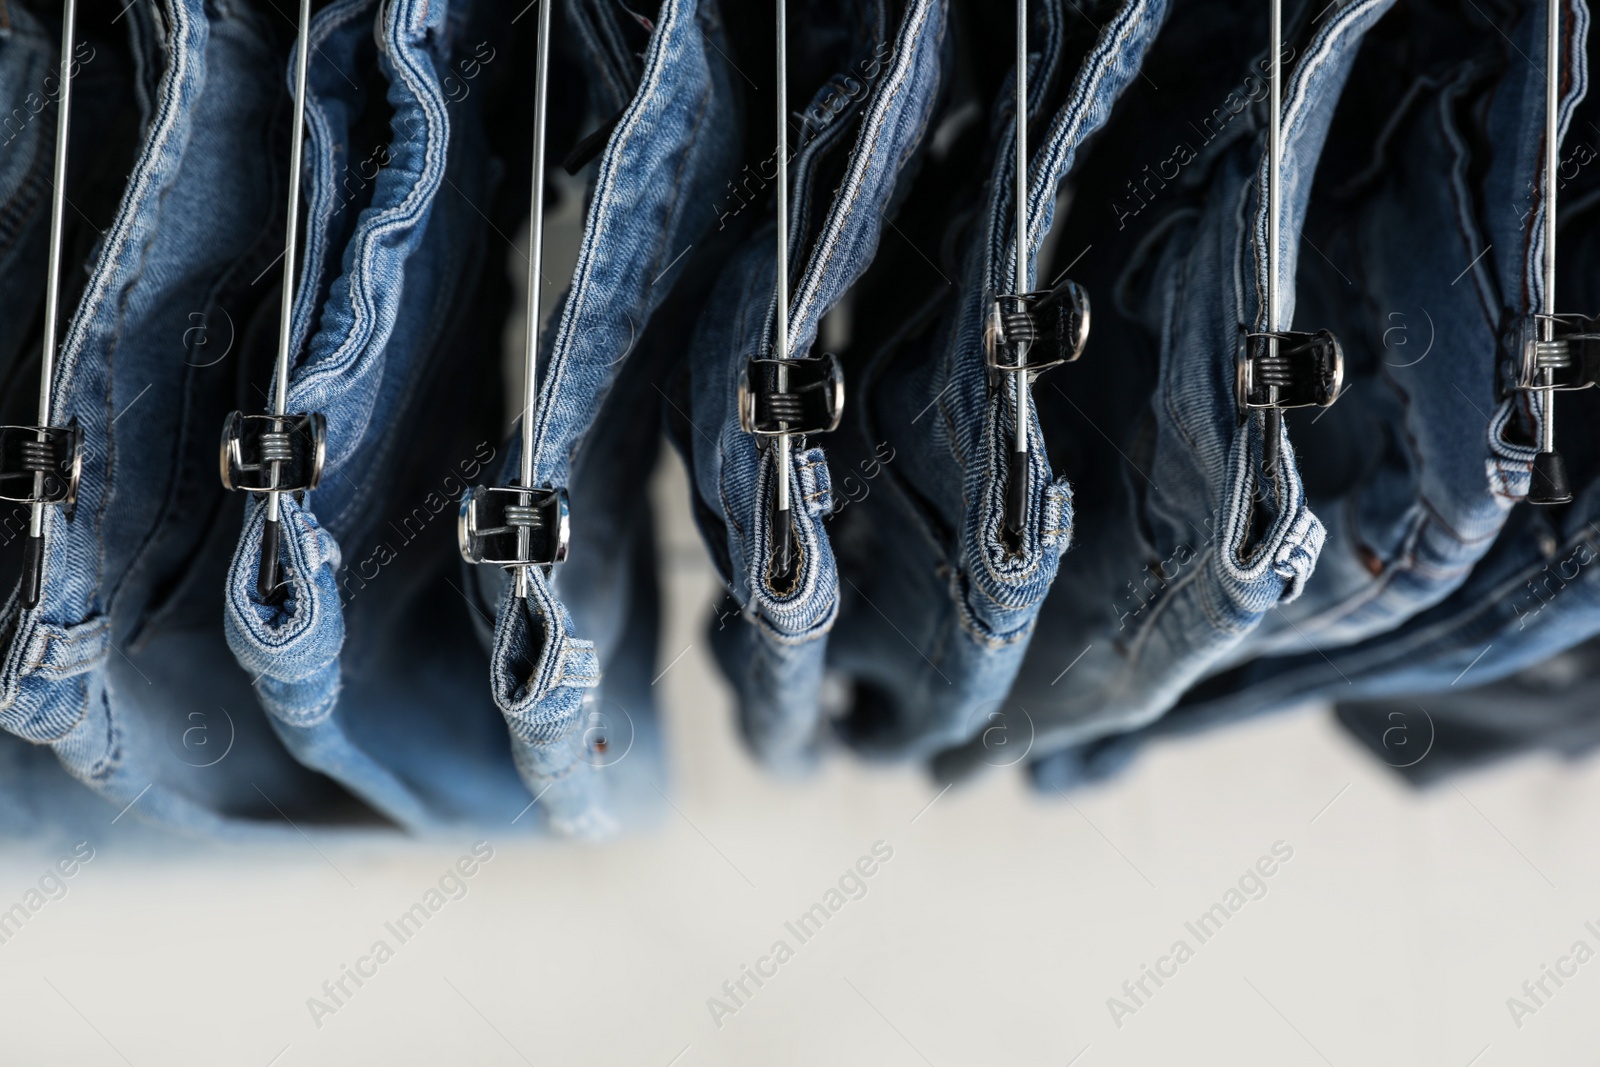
[738,354,845,437]
[458,485,570,569]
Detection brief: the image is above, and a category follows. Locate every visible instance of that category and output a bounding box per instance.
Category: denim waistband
[685,0,946,770]
[829,0,1166,762]
[482,0,739,838]
[934,0,1396,785]
[1,0,349,837]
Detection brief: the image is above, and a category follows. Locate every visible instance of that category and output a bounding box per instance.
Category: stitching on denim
[287,5,450,448]
[527,0,690,471]
[1020,0,1151,270]
[27,622,110,675]
[788,0,934,342]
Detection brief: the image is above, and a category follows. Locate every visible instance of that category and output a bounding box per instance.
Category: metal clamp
[984,277,1091,386]
[1511,313,1600,393]
[0,423,81,506]
[458,485,570,568]
[219,411,326,494]
[737,353,845,437]
[1234,327,1344,422]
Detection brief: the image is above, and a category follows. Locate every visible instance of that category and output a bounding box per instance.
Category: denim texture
[682,0,947,770]
[0,0,347,836]
[1030,0,1594,792]
[0,3,59,379]
[829,0,1165,766]
[221,0,559,832]
[1224,0,1582,663]
[937,0,1396,784]
[1336,634,1600,785]
[479,0,740,838]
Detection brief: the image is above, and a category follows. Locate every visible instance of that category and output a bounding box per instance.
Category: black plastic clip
[984,278,1090,388]
[1234,327,1344,421]
[0,423,82,507]
[737,353,845,438]
[218,411,327,494]
[457,485,571,569]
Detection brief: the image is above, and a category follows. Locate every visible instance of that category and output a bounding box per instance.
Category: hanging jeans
[478,0,739,839]
[829,0,1166,766]
[941,0,1396,784]
[1030,0,1592,792]
[1,0,344,836]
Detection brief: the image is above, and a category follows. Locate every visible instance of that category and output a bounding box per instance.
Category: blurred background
[1,443,1597,1066]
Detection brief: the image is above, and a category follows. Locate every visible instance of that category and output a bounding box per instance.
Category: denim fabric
[479,0,740,838]
[222,0,544,831]
[1036,470,1600,796]
[0,0,346,836]
[685,0,947,770]
[937,0,1395,783]
[0,3,59,379]
[828,0,1166,763]
[1336,634,1600,785]
[1030,0,1594,792]
[1224,0,1581,662]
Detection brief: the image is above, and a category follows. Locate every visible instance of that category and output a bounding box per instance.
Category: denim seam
[527,0,693,473]
[286,16,448,450]
[559,23,717,485]
[28,626,110,675]
[15,0,199,684]
[788,0,932,343]
[1252,0,1392,326]
[1019,0,1150,272]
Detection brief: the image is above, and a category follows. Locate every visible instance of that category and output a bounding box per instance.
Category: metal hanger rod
[775,0,792,535]
[31,0,78,543]
[1542,0,1559,454]
[265,0,313,533]
[1014,0,1029,458]
[515,0,553,598]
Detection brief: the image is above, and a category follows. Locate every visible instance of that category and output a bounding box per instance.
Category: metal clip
[0,424,82,507]
[1234,328,1344,421]
[458,485,570,568]
[1512,313,1600,394]
[738,354,845,437]
[218,412,326,494]
[985,278,1090,387]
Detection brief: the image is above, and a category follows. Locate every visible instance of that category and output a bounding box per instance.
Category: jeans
[829,0,1168,767]
[1336,634,1600,785]
[1,0,348,836]
[1217,0,1580,663]
[1030,0,1594,792]
[221,0,569,832]
[479,0,740,838]
[679,0,947,770]
[937,0,1396,783]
